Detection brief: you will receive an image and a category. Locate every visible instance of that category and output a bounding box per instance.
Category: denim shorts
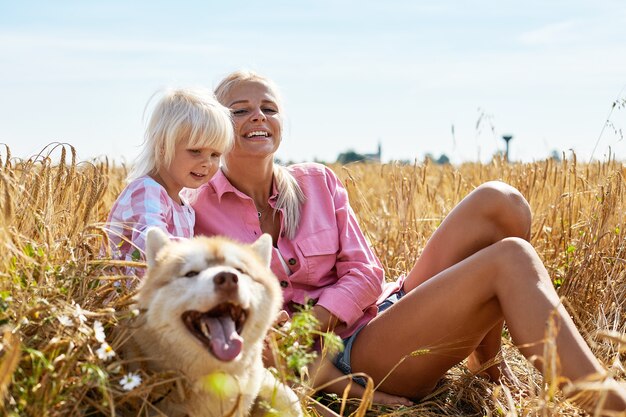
[332,288,406,386]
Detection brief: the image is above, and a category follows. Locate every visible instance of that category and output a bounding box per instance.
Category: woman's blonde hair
[128,87,234,182]
[214,70,305,239]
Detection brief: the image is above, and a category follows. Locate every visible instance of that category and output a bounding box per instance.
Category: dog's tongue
[206,316,243,361]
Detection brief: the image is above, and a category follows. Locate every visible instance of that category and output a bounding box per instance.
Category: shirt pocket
[296,228,339,285]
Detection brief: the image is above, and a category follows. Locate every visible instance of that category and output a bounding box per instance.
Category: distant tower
[502,134,513,161]
[376,141,382,161]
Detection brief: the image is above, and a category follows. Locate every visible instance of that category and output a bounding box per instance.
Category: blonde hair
[128,88,234,181]
[214,70,305,239]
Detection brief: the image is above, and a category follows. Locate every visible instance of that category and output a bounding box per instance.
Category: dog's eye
[183,270,199,278]
[235,267,246,274]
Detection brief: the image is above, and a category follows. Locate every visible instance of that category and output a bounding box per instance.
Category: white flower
[58,315,73,327]
[93,320,106,343]
[96,342,116,361]
[120,372,142,391]
[72,303,88,323]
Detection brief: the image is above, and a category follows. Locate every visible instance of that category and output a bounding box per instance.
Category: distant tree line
[277,148,563,166]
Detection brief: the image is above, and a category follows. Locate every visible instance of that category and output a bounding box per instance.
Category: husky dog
[128,228,302,417]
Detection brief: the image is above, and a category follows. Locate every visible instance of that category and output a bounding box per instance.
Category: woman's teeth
[246,131,268,138]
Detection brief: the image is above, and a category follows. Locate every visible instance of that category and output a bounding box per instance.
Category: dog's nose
[213,271,238,292]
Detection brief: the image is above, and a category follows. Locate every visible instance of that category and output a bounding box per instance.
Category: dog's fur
[128,228,302,417]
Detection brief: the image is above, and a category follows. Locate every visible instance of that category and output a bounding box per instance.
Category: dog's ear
[250,233,273,268]
[145,227,170,268]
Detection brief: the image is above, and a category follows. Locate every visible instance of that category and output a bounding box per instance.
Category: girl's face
[157,141,222,201]
[224,81,282,159]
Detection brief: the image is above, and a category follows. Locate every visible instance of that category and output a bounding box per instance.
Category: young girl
[107,88,233,263]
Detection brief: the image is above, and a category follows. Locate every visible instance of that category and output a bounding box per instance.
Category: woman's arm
[312,166,385,330]
[311,304,343,333]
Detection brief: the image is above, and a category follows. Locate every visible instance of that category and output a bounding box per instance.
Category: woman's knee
[494,237,546,283]
[471,181,532,240]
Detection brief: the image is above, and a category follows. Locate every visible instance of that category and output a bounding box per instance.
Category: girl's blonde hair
[128,88,234,182]
[214,70,305,239]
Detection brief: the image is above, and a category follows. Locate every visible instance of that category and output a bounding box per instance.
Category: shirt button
[280,280,289,288]
[288,258,296,265]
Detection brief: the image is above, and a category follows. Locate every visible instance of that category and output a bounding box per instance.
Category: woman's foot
[370,389,414,406]
[318,375,414,406]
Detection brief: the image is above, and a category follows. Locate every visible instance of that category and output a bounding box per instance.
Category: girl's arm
[107,178,186,259]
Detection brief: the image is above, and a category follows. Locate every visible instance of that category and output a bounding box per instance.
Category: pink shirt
[190,163,390,338]
[106,176,195,261]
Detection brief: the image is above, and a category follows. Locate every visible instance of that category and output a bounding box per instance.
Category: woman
[190,70,626,413]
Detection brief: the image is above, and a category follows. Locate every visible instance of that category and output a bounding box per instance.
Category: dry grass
[1,144,625,416]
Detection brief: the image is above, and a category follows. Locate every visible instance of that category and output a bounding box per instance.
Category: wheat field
[1,143,625,416]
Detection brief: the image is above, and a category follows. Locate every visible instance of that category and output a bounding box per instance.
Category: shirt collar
[209,168,240,203]
[210,167,280,203]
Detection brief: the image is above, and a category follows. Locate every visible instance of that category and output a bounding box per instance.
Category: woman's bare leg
[270,312,413,405]
[307,355,413,406]
[350,238,626,412]
[403,181,532,378]
[404,181,532,288]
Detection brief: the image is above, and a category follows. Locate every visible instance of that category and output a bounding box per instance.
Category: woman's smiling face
[225,80,282,159]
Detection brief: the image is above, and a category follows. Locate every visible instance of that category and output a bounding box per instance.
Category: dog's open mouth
[181,303,248,362]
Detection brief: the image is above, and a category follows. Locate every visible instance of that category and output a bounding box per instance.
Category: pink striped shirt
[106,176,195,262]
[189,163,393,338]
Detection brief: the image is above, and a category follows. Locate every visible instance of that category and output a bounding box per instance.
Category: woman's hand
[312,305,346,335]
[263,310,291,368]
[275,309,290,327]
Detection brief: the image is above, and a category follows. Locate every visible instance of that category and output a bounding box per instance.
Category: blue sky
[1,0,625,164]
